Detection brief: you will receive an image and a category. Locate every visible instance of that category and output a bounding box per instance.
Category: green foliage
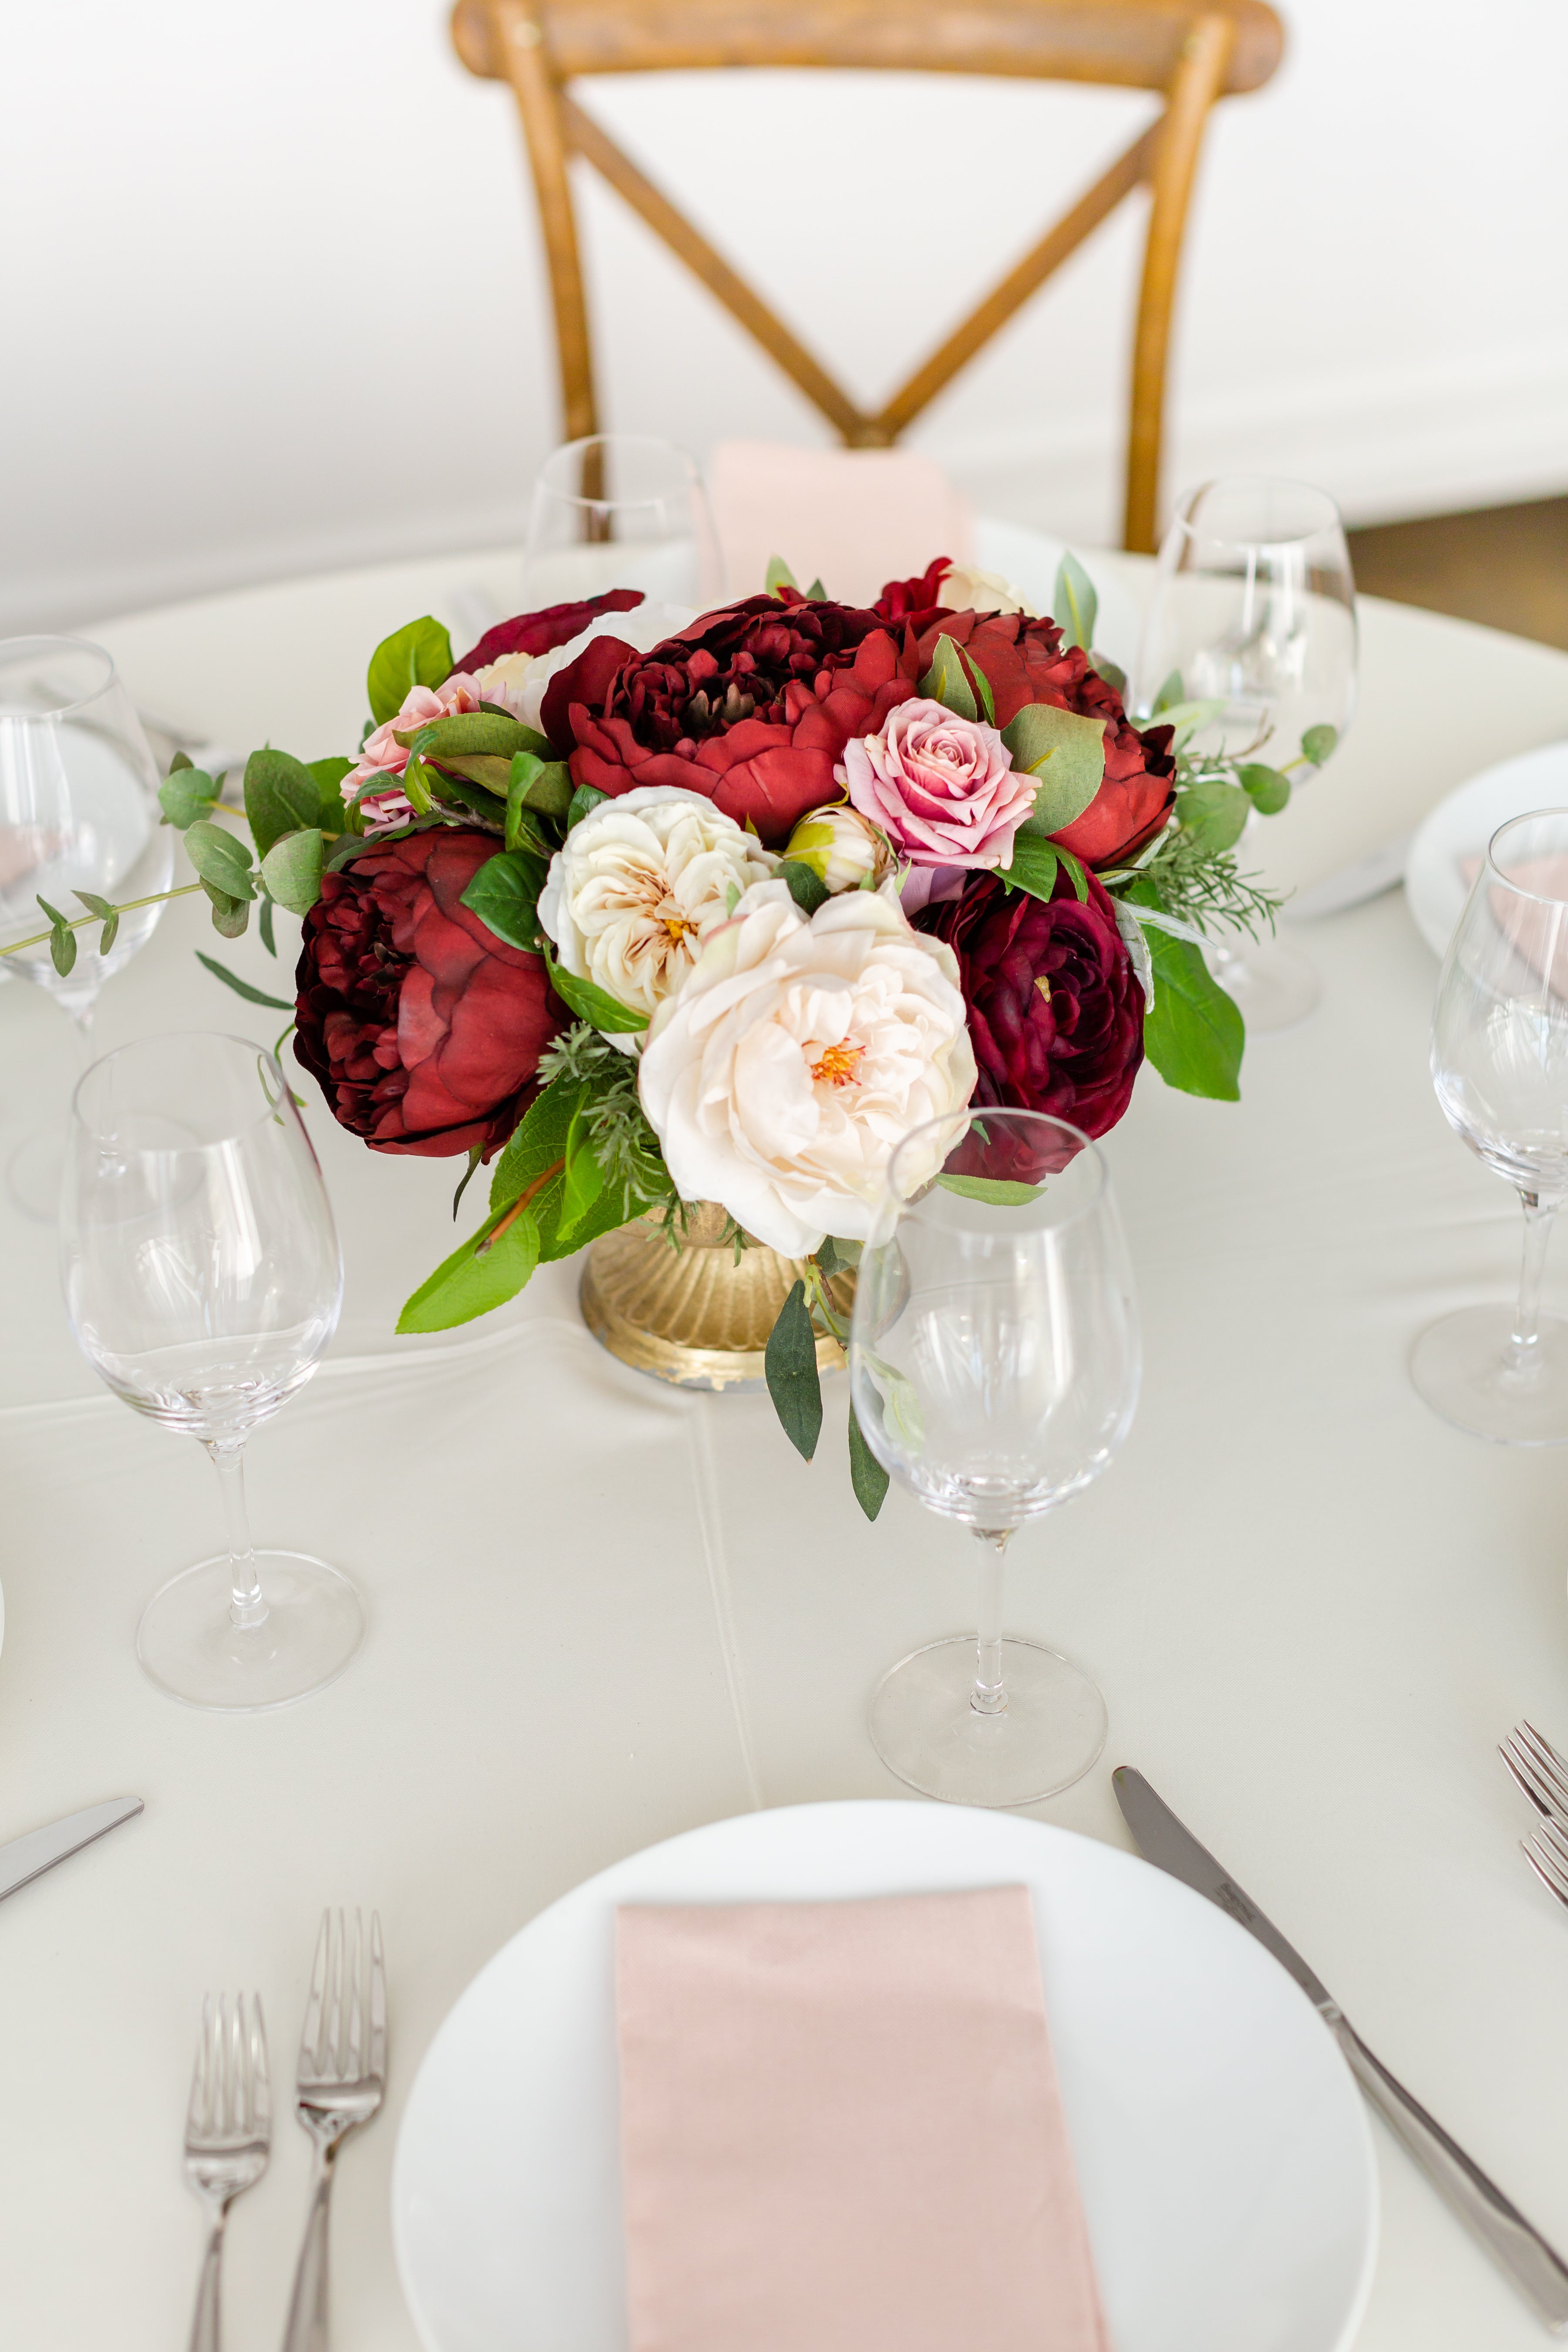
[779,858,830,914]
[538,939,649,1033]
[366,616,453,728]
[258,895,277,955]
[567,783,610,832]
[917,633,993,724]
[936,1174,1044,1205]
[402,711,547,761]
[203,885,251,938]
[1002,703,1106,833]
[195,952,293,1010]
[459,849,549,952]
[1238,763,1291,816]
[490,1052,655,1261]
[1177,778,1252,856]
[1126,826,1283,942]
[765,1280,823,1461]
[847,1400,889,1520]
[74,891,119,956]
[1301,722,1339,768]
[260,827,325,914]
[1154,698,1227,749]
[509,749,573,820]
[1140,921,1244,1100]
[1151,670,1185,716]
[765,554,799,596]
[1001,834,1059,903]
[556,1100,607,1245]
[35,896,76,976]
[1092,652,1128,700]
[158,762,221,828]
[1052,552,1098,653]
[244,747,327,858]
[183,820,256,901]
[396,1201,542,1333]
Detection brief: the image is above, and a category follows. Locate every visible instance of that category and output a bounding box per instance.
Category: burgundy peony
[922,866,1144,1143]
[448,588,644,680]
[295,830,565,1158]
[562,594,921,847]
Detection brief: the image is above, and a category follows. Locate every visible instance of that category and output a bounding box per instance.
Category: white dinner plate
[1405,740,1568,958]
[392,1799,1377,2352]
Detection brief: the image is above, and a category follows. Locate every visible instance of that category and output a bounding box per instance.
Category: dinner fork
[1522,1812,1568,1915]
[1499,1721,1568,1824]
[282,1910,386,2352]
[184,1993,270,2352]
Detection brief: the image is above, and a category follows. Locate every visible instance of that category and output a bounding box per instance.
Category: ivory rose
[537,787,775,1046]
[637,880,976,1256]
[840,698,1035,871]
[937,562,1034,617]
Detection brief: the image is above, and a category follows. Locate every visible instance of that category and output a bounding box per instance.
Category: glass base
[136,1551,365,1712]
[869,1635,1107,1807]
[1206,938,1321,1033]
[8,1127,64,1223]
[1410,1306,1568,1445]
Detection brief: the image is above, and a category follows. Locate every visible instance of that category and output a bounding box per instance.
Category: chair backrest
[452,0,1285,552]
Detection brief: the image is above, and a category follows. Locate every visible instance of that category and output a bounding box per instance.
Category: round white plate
[392,1800,1376,2352]
[1405,740,1568,958]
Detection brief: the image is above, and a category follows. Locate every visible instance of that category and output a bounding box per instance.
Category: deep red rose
[874,558,953,623]
[923,866,1144,1146]
[918,609,1175,869]
[565,593,920,846]
[449,588,644,680]
[294,830,565,1158]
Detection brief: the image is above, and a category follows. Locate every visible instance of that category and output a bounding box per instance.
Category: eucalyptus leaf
[459,848,548,952]
[201,880,250,938]
[244,747,326,859]
[1238,762,1291,816]
[805,576,826,600]
[259,827,326,915]
[765,555,800,596]
[194,951,293,1010]
[158,765,220,829]
[396,1202,542,1333]
[1301,722,1339,767]
[917,634,978,723]
[936,1174,1044,1205]
[847,1400,890,1521]
[1052,551,1098,653]
[1002,703,1106,833]
[1178,779,1252,856]
[366,616,453,728]
[539,939,649,1033]
[183,820,256,901]
[765,1279,823,1461]
[258,895,277,956]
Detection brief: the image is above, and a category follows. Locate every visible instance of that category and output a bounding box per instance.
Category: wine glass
[0,636,174,1217]
[1413,810,1568,1444]
[850,1107,1140,1807]
[1136,478,1358,1033]
[61,1032,364,1710]
[520,435,725,608]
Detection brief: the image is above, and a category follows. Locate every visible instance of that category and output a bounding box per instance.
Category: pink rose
[347,674,488,827]
[839,697,1033,871]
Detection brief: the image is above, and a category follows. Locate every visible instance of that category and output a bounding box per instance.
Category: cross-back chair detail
[452,0,1284,551]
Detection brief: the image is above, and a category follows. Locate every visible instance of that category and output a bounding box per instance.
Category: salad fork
[282,1910,387,2352]
[1500,1721,1568,1825]
[184,1993,270,2352]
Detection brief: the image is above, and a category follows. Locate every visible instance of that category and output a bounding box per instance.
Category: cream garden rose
[537,786,774,1046]
[637,880,977,1256]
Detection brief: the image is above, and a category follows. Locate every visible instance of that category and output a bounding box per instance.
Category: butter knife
[1113,1766,1568,2332]
[0,1797,143,1905]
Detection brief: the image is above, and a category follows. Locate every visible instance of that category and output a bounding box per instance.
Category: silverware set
[1501,1721,1568,1907]
[183,1911,385,2352]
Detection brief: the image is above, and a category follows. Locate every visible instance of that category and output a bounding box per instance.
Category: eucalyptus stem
[0,880,206,958]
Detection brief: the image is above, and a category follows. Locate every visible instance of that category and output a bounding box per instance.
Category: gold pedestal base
[579,1204,851,1391]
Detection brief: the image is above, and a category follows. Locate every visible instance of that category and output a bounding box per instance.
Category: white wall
[6,0,1567,632]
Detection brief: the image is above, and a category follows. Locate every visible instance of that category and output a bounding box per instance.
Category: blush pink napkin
[708,440,975,606]
[1460,851,1568,993]
[615,1885,1110,2352]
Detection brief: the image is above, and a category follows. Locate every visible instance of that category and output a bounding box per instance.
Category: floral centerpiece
[20,554,1332,1515]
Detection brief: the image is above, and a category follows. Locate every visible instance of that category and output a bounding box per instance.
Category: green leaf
[183,819,256,901]
[917,633,978,722]
[366,615,454,727]
[1002,703,1106,834]
[399,753,436,815]
[556,1102,607,1245]
[259,827,326,915]
[847,1400,890,1521]
[779,858,830,915]
[936,1174,1045,1205]
[765,554,800,597]
[489,1075,633,1262]
[765,1279,823,1461]
[999,833,1059,904]
[1178,779,1251,856]
[1238,762,1291,816]
[158,765,220,829]
[567,783,610,832]
[402,711,545,760]
[201,880,250,938]
[509,750,573,820]
[244,746,326,858]
[1141,926,1244,1101]
[1155,697,1227,749]
[816,1234,861,1279]
[1091,651,1128,700]
[396,1203,541,1333]
[1052,551,1098,653]
[1057,845,1090,902]
[1151,669,1185,717]
[452,1144,484,1220]
[1301,722,1339,768]
[74,890,113,921]
[805,576,826,601]
[258,895,277,956]
[459,849,548,952]
[538,938,649,1033]
[36,895,76,976]
[194,951,294,1009]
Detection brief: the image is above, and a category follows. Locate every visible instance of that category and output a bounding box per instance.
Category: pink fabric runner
[616,1885,1111,2352]
[708,441,975,607]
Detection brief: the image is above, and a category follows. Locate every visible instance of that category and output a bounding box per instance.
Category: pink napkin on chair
[615,1884,1111,2352]
[708,440,975,605]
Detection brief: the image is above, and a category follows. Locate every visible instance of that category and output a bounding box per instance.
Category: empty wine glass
[1413,810,1568,1444]
[1136,478,1358,1033]
[0,637,174,1217]
[62,1032,363,1710]
[850,1107,1140,1807]
[520,435,725,608]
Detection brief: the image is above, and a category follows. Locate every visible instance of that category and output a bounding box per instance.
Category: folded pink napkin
[1460,850,1568,993]
[708,440,975,606]
[616,1885,1110,2352]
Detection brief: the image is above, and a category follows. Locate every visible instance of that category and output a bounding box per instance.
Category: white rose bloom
[637,879,977,1256]
[938,562,1035,617]
[516,600,698,735]
[537,787,775,1047]
[470,650,535,718]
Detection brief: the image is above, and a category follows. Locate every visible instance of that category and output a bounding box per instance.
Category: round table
[2,540,1568,2352]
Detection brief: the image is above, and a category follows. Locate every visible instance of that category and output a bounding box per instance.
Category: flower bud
[783,803,896,894]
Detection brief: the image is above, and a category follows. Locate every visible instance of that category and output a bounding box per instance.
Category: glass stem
[971,1529,1011,1716]
[207,1440,269,1630]
[1509,1191,1558,1368]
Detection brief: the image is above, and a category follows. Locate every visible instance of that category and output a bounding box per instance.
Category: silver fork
[184,1993,271,2352]
[1500,1720,1568,1824]
[282,1910,387,2352]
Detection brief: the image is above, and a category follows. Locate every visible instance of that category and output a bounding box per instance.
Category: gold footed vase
[580,1202,853,1390]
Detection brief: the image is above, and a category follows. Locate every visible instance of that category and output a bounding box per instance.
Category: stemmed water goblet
[849,1107,1140,1808]
[520,434,725,609]
[1136,477,1358,1032]
[0,636,174,1217]
[1413,810,1568,1444]
[61,1032,364,1710]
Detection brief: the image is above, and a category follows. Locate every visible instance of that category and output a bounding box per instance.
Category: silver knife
[0,1797,143,1905]
[1113,1766,1568,2333]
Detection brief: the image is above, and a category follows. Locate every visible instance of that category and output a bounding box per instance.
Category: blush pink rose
[839,697,1033,871]
[347,674,488,827]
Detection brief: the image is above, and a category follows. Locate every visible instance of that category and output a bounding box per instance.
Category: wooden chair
[451,0,1285,552]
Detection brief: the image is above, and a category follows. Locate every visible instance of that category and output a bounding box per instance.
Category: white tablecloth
[3,543,1568,2350]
